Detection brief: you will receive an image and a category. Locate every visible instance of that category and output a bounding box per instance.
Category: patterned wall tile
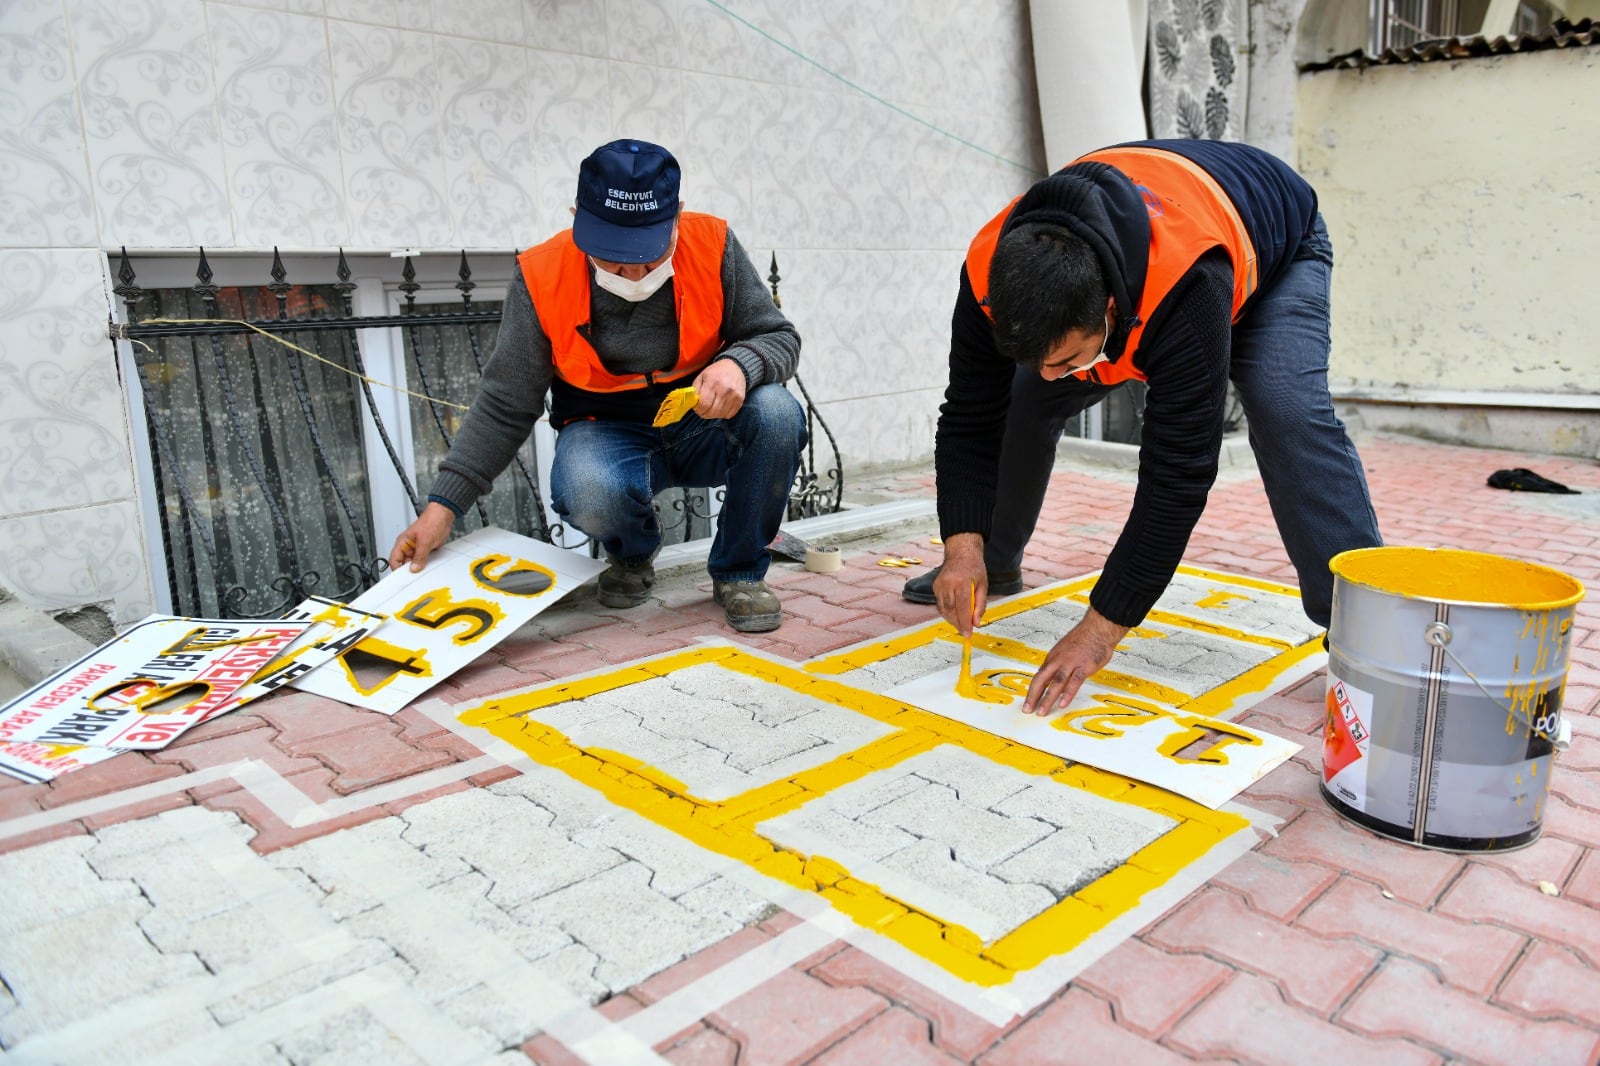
[328,22,450,248]
[0,0,96,249]
[68,0,233,248]
[0,250,136,515]
[430,0,523,44]
[743,80,824,252]
[0,500,153,624]
[775,249,957,407]
[524,0,607,58]
[678,72,753,231]
[527,49,613,240]
[324,0,402,28]
[605,60,684,152]
[808,390,942,469]
[434,37,537,250]
[208,6,349,249]
[604,0,680,69]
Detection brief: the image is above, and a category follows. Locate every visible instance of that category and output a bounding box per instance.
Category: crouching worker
[389,138,806,633]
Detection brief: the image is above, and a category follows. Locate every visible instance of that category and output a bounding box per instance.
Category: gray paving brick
[1154,573,1322,643]
[530,663,893,801]
[826,641,959,690]
[0,897,209,1047]
[397,787,626,908]
[759,745,1178,945]
[512,860,742,992]
[0,835,141,937]
[272,815,470,920]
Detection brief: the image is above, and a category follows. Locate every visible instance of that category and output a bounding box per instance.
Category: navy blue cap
[572,139,681,263]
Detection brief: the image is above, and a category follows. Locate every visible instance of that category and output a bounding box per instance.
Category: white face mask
[1076,311,1113,373]
[591,256,674,302]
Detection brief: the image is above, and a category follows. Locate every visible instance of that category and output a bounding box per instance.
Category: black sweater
[934,141,1317,627]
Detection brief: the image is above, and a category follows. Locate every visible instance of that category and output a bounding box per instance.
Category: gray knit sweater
[428,225,801,514]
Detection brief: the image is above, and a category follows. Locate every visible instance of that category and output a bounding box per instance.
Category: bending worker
[906,138,1382,712]
[389,138,806,633]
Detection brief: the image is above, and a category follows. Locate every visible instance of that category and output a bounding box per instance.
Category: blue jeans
[982,215,1381,627]
[549,383,807,582]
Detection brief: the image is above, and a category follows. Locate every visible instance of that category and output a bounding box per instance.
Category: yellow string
[119,317,471,411]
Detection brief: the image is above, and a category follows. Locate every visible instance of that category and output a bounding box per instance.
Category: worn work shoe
[597,558,655,608]
[901,565,1024,605]
[712,579,782,633]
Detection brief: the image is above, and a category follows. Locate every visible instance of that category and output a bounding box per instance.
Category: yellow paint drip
[1329,546,1584,610]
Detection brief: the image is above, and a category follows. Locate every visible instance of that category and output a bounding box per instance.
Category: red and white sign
[3,617,314,752]
[1323,678,1372,808]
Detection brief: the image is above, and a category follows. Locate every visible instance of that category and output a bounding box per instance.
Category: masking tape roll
[804,546,842,574]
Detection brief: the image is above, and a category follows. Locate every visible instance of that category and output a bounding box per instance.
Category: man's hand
[693,359,748,420]
[387,502,458,573]
[1023,608,1128,715]
[932,533,987,636]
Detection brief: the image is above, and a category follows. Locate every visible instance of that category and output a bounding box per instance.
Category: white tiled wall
[0,0,1045,622]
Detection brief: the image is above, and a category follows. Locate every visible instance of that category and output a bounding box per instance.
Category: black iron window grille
[109,247,843,619]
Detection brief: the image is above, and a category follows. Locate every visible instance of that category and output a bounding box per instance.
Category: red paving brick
[1260,807,1465,906]
[810,1006,964,1065]
[1076,936,1232,1038]
[1166,972,1442,1066]
[1146,886,1381,1014]
[1342,957,1600,1065]
[710,969,887,1066]
[1295,875,1525,996]
[1568,850,1600,908]
[1437,863,1600,969]
[658,1024,741,1065]
[286,723,455,794]
[977,989,1193,1066]
[1206,848,1338,920]
[1497,943,1600,1026]
[810,947,1009,1061]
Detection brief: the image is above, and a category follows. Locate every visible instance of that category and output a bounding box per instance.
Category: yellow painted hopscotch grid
[461,642,1248,987]
[807,564,1326,720]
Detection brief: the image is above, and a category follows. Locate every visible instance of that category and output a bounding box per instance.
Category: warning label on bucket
[1324,679,1371,808]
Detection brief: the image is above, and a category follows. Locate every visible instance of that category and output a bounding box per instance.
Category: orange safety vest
[518,212,728,393]
[966,146,1259,385]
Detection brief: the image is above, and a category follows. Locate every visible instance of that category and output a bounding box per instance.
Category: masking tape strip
[804,546,842,574]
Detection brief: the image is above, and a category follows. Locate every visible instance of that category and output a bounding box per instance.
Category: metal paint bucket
[1321,546,1584,852]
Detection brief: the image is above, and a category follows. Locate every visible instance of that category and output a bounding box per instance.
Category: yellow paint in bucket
[1329,546,1583,611]
[1322,546,1584,852]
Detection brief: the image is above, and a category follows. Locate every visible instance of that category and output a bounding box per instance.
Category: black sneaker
[712,579,782,633]
[902,565,1024,605]
[597,558,655,608]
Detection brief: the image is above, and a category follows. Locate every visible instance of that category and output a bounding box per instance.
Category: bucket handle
[1423,622,1571,751]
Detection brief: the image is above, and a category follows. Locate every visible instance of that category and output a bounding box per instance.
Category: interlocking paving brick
[1166,971,1442,1066]
[1342,957,1600,1065]
[1261,807,1464,905]
[290,723,455,794]
[1146,887,1380,1013]
[810,1005,964,1065]
[1076,936,1232,1038]
[1208,848,1337,920]
[530,662,894,801]
[710,969,887,1066]
[810,946,1009,1061]
[1296,875,1525,996]
[1567,850,1600,908]
[0,834,141,938]
[758,746,1174,944]
[658,1023,741,1064]
[1436,862,1600,969]
[977,988,1193,1066]
[1497,943,1600,1026]
[514,862,745,992]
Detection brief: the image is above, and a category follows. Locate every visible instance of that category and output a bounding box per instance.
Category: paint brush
[955,581,978,698]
